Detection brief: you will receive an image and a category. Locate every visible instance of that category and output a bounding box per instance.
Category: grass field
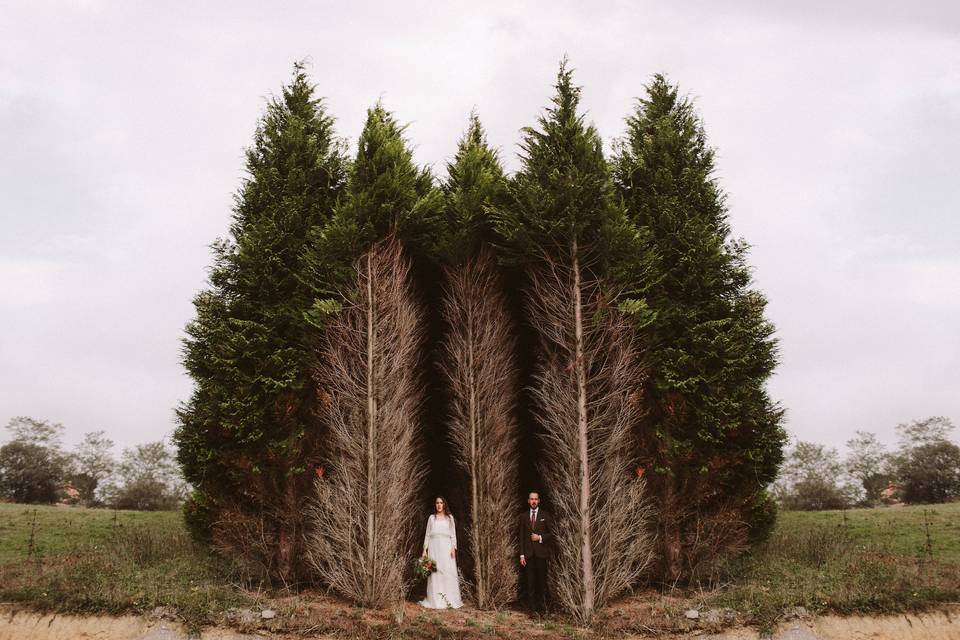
[1,501,958,636]
[0,503,246,629]
[0,503,180,563]
[704,503,960,629]
[777,502,960,561]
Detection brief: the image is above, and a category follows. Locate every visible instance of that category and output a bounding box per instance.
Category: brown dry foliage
[526,246,655,622]
[306,236,427,607]
[210,506,276,582]
[440,249,520,609]
[681,504,749,587]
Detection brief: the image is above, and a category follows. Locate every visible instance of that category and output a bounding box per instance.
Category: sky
[1,1,958,457]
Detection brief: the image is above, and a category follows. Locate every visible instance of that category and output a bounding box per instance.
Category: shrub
[0,441,62,504]
[745,489,778,544]
[182,490,215,544]
[899,441,960,504]
[110,477,180,511]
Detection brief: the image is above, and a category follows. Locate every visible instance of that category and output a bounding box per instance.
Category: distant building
[880,481,900,504]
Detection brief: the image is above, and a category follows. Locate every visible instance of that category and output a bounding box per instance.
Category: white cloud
[895,259,960,307]
[0,259,65,306]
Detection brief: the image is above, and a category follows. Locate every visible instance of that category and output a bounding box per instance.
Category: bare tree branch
[307,236,427,607]
[526,244,655,623]
[440,248,520,609]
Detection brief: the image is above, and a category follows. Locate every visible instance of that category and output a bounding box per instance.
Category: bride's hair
[432,495,452,517]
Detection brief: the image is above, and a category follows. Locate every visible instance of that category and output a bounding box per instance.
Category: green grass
[0,503,180,563]
[708,503,960,629]
[777,502,960,561]
[0,502,248,628]
[2,501,959,636]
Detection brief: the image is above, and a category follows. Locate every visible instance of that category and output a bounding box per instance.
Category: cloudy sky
[1,1,958,457]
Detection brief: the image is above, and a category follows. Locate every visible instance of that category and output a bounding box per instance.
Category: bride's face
[435,498,444,514]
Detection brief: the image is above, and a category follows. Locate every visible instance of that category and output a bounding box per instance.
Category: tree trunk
[526,247,654,623]
[571,239,595,615]
[441,249,520,609]
[275,476,297,584]
[662,477,683,583]
[365,251,377,597]
[307,236,427,606]
[467,303,482,605]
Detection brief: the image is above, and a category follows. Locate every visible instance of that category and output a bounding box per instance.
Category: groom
[519,491,550,614]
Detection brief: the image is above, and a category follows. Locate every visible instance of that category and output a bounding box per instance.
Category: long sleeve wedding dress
[419,514,463,609]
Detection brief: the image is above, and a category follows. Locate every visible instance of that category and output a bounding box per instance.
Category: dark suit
[520,508,551,612]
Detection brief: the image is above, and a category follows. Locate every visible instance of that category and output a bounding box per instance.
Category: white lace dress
[419,514,463,609]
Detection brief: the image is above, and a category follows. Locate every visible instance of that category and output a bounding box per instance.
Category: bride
[419,496,463,609]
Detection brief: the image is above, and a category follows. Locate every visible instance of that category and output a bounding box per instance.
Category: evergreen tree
[174,63,347,582]
[302,103,442,299]
[497,62,654,622]
[306,103,440,606]
[612,75,785,582]
[439,115,520,608]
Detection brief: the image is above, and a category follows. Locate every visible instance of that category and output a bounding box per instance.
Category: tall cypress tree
[438,115,520,609]
[497,63,654,622]
[303,103,442,296]
[175,64,347,582]
[305,103,441,606]
[612,75,785,582]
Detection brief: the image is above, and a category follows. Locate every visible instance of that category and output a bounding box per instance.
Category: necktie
[530,509,536,527]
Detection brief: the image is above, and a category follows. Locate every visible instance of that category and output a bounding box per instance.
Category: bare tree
[307,236,427,607]
[440,248,520,609]
[526,244,654,623]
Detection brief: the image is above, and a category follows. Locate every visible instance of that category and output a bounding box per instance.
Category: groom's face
[528,493,540,509]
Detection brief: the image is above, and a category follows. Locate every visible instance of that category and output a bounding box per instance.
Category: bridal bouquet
[413,555,438,580]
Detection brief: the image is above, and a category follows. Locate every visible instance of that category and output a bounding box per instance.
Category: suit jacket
[519,508,551,559]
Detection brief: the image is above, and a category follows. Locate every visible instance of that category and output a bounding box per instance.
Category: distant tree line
[0,416,187,510]
[175,60,784,620]
[774,416,960,510]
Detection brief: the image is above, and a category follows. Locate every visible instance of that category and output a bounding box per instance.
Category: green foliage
[899,441,960,504]
[713,504,960,628]
[0,417,69,504]
[0,504,245,628]
[745,489,778,544]
[174,63,347,578]
[4,416,65,448]
[0,442,62,504]
[171,62,790,596]
[496,60,635,269]
[896,416,955,450]
[102,441,186,511]
[611,74,785,577]
[304,101,443,291]
[66,430,116,505]
[182,490,215,544]
[439,113,508,259]
[776,440,855,511]
[844,430,894,505]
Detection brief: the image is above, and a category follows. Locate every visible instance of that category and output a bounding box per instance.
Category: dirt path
[0,609,264,640]
[696,609,960,639]
[2,606,959,639]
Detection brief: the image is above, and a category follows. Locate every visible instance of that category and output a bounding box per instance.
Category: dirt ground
[2,603,959,640]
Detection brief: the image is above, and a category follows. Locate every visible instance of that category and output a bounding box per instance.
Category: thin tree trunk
[571,238,595,614]
[663,477,683,583]
[276,478,296,584]
[366,251,377,596]
[467,303,482,605]
[442,249,520,609]
[527,247,654,623]
[307,236,427,606]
